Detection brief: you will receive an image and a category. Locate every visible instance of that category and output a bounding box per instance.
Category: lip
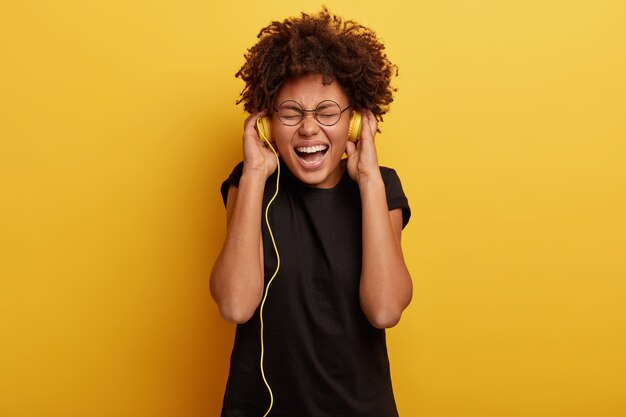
[293,140,328,149]
[292,142,329,171]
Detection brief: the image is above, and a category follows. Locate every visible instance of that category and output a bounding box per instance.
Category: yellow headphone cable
[255,118,280,417]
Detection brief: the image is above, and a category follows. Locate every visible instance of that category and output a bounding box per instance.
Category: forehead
[275,74,348,106]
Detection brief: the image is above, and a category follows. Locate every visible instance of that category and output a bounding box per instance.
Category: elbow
[210,284,260,325]
[361,288,412,329]
[210,268,262,324]
[211,281,261,324]
[366,308,403,329]
[218,302,257,324]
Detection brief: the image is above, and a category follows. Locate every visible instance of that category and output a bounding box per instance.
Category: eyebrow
[280,104,303,111]
[316,103,333,110]
[277,100,342,111]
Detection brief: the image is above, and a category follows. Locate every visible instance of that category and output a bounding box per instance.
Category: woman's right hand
[242,112,278,179]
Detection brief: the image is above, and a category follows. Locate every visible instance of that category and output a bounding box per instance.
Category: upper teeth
[296,145,328,153]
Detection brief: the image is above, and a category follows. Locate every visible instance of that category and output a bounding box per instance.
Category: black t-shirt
[219,160,410,417]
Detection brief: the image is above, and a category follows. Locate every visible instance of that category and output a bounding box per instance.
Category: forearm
[359,175,413,328]
[210,171,266,323]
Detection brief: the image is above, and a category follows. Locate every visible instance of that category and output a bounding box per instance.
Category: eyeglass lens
[276,100,343,126]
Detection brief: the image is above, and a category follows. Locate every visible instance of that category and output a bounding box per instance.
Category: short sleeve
[380,167,411,229]
[220,161,245,207]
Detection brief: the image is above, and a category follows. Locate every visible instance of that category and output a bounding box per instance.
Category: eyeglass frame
[272,99,352,127]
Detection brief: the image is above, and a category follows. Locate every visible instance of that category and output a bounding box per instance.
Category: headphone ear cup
[348,111,362,142]
[256,116,272,143]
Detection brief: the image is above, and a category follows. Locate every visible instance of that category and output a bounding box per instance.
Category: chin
[287,157,344,189]
[296,171,331,186]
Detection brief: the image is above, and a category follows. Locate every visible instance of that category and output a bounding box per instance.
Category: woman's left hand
[345,110,382,184]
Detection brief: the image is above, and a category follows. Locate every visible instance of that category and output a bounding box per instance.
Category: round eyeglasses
[273,100,351,127]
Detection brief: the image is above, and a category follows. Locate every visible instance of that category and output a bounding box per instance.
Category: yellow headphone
[255,111,362,143]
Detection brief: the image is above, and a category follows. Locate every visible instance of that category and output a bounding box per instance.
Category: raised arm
[210,113,277,323]
[346,111,413,328]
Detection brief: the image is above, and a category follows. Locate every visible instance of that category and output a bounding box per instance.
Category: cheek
[326,126,350,147]
[271,128,293,154]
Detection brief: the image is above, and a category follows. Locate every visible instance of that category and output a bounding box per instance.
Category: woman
[211,8,412,416]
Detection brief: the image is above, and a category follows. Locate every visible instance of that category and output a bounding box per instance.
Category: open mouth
[294,144,329,167]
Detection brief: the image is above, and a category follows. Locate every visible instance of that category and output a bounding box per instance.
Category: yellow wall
[1,1,624,416]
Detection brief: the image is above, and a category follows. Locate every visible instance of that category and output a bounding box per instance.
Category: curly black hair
[235,7,398,120]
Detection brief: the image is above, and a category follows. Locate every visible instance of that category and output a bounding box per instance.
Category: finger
[359,112,375,143]
[243,111,267,141]
[366,110,378,137]
[243,111,261,130]
[345,140,357,157]
[245,109,266,123]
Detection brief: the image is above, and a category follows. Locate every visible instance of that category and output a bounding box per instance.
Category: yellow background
[1,0,625,416]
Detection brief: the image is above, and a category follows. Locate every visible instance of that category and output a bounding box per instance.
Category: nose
[298,111,320,137]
